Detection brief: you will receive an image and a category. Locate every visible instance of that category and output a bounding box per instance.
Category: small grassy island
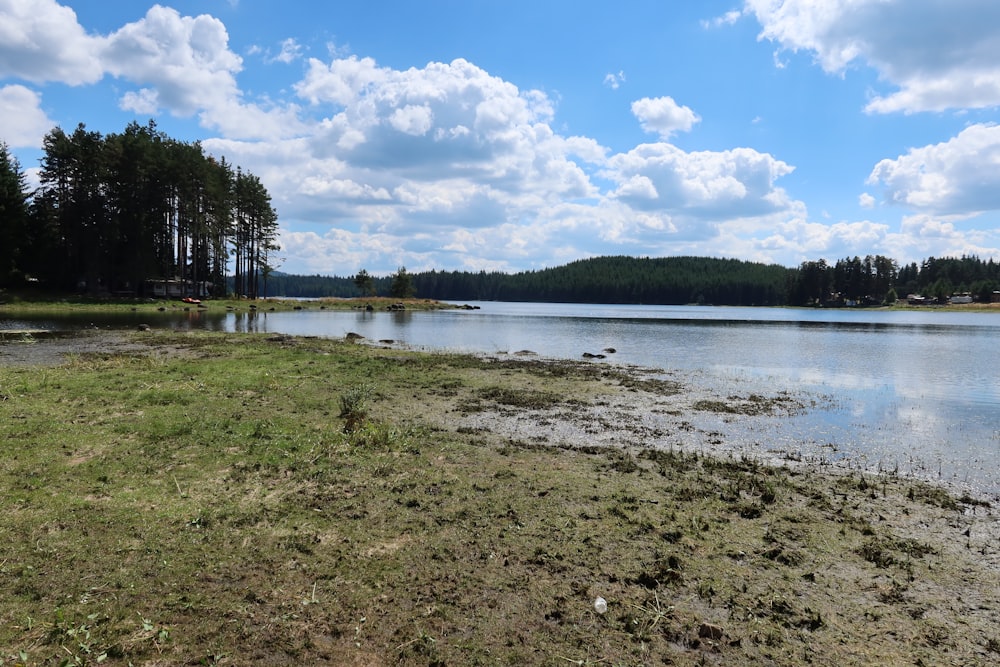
[1,311,999,666]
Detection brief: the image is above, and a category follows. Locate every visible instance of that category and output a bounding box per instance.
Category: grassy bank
[0,289,456,314]
[1,331,999,665]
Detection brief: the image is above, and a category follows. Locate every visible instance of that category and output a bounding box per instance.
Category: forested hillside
[265,254,1000,307]
[260,257,792,305]
[413,256,791,305]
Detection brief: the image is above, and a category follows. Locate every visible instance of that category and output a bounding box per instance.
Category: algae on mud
[1,330,999,666]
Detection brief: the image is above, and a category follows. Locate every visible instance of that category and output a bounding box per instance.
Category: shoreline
[3,328,998,503]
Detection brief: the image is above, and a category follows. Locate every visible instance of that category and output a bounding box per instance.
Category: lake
[4,301,1000,497]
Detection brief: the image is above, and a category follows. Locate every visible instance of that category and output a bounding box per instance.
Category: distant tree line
[789,255,1000,306]
[261,255,1000,307]
[411,256,790,305]
[241,258,791,304]
[254,267,416,300]
[0,121,278,298]
[789,255,899,306]
[896,256,1000,303]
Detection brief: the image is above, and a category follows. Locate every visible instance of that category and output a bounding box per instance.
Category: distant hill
[260,253,1000,308]
[262,256,794,306]
[413,255,792,305]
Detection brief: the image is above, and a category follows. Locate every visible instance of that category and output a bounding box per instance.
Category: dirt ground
[0,330,173,366]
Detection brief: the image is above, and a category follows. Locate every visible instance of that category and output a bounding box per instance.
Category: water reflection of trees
[231,310,269,333]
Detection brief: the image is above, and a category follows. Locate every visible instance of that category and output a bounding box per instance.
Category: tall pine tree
[0,141,30,285]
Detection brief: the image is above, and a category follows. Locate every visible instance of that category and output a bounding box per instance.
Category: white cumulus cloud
[0,0,104,84]
[745,0,1000,113]
[102,6,241,117]
[607,143,794,221]
[867,123,1000,216]
[883,213,1000,261]
[631,96,700,139]
[0,84,54,147]
[100,5,303,140]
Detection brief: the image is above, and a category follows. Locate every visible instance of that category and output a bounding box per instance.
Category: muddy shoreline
[0,330,148,366]
[2,329,997,501]
[4,329,1000,664]
[5,329,1000,541]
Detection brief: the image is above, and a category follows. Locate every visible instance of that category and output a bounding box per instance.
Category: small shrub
[339,383,375,432]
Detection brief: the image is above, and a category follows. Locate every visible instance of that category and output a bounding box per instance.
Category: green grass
[0,288,455,314]
[1,331,999,665]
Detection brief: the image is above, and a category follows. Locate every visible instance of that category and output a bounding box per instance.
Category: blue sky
[3,1,1000,276]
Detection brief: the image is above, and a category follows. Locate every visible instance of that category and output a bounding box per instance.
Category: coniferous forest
[0,121,278,299]
[3,125,1000,306]
[260,255,1000,307]
[412,256,790,305]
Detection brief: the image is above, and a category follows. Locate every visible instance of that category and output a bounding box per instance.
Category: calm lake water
[4,302,1000,497]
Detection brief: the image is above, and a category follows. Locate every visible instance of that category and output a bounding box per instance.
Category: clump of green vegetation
[458,385,566,414]
[476,385,563,408]
[618,375,684,396]
[0,329,996,666]
[693,393,805,416]
[908,483,961,510]
[339,382,375,432]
